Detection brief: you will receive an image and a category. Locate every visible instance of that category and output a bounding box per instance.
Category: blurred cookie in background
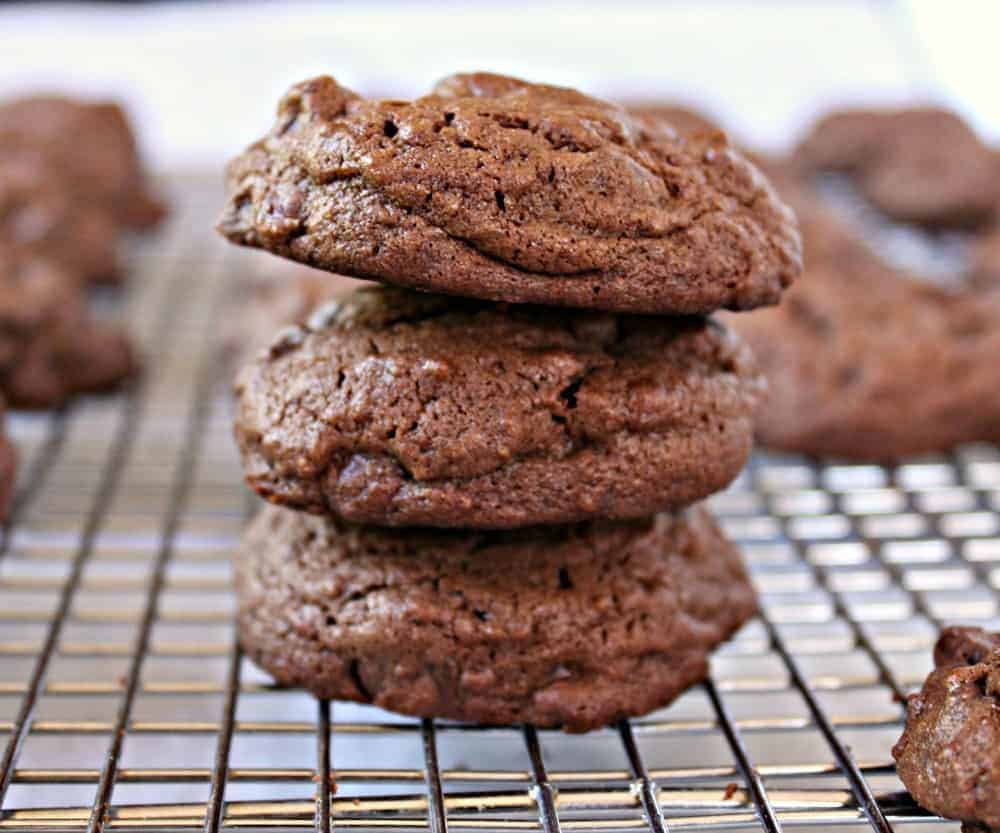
[632,101,1000,460]
[0,247,139,408]
[723,180,1000,460]
[0,94,166,230]
[796,106,1000,229]
[0,148,122,285]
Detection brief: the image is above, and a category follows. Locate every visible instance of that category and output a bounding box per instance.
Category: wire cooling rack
[0,179,995,833]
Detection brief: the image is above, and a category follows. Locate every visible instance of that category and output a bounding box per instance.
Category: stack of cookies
[219,73,801,731]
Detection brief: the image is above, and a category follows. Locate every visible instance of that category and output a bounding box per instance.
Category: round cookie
[0,248,138,408]
[218,72,801,315]
[0,94,166,230]
[893,627,1000,832]
[235,285,763,528]
[724,177,1000,461]
[796,107,1000,229]
[236,503,757,732]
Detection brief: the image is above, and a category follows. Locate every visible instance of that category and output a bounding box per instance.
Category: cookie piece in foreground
[236,503,756,732]
[724,180,1000,461]
[219,72,801,314]
[893,627,1000,832]
[235,286,763,528]
[796,107,1000,228]
[0,249,138,408]
[0,94,166,230]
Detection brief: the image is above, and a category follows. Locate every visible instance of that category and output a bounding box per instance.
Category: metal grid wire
[0,179,995,833]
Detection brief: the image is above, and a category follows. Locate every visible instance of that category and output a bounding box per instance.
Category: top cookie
[219,73,801,314]
[796,107,1000,229]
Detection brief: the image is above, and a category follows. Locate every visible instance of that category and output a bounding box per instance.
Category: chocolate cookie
[724,176,1000,461]
[893,627,1000,832]
[796,107,1000,228]
[0,399,16,521]
[0,249,138,407]
[0,148,122,285]
[0,95,165,230]
[219,72,801,314]
[235,285,762,528]
[236,503,757,731]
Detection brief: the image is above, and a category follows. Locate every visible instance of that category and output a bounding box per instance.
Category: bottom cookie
[235,504,757,732]
[893,627,1000,832]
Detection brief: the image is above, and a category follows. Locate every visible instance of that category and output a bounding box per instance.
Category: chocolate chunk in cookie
[0,94,166,230]
[0,248,139,407]
[796,107,1000,228]
[236,503,757,732]
[893,627,1000,832]
[219,73,801,314]
[235,285,763,528]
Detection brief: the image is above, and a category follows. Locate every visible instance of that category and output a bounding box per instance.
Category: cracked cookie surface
[218,72,801,314]
[235,502,757,731]
[234,285,763,528]
[893,627,1000,832]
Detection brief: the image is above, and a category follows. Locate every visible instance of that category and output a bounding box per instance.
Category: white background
[1,1,998,171]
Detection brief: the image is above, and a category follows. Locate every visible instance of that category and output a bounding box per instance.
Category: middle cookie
[235,286,763,529]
